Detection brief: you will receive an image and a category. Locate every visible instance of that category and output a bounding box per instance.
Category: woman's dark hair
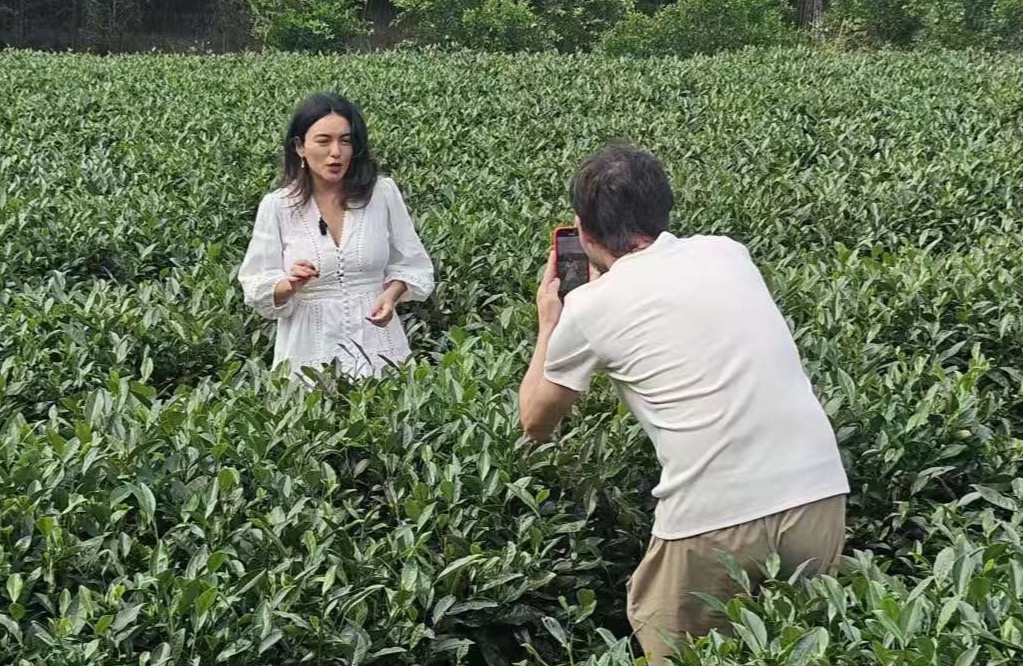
[570,141,674,256]
[279,92,378,209]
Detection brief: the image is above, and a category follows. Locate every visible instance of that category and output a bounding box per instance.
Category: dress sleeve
[382,177,435,303]
[237,193,297,320]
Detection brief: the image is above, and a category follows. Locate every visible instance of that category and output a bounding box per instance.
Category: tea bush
[248,0,371,52]
[534,0,634,53]
[825,0,1023,49]
[601,0,804,58]
[1,47,1022,665]
[459,0,551,53]
[390,0,632,53]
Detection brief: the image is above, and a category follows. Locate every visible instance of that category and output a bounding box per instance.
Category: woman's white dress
[238,176,434,378]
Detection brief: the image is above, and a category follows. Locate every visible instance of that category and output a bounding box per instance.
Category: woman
[238,92,434,380]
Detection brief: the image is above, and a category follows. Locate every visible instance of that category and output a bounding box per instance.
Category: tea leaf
[542,616,569,649]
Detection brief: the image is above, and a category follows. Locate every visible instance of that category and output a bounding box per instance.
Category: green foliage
[991,0,1023,47]
[248,0,370,52]
[825,0,1023,49]
[390,0,477,47]
[595,11,659,58]
[907,0,1023,49]
[823,0,921,47]
[904,0,991,49]
[461,0,551,53]
[211,0,256,51]
[672,498,1023,665]
[1,46,1023,665]
[536,0,635,53]
[393,0,631,53]
[601,0,805,58]
[80,0,150,52]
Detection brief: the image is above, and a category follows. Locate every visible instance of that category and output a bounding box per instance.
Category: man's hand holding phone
[537,250,563,332]
[552,226,591,301]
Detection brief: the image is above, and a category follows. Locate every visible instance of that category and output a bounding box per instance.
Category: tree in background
[459,0,551,53]
[537,0,633,52]
[248,0,370,52]
[391,0,633,53]
[823,0,1022,49]
[794,0,824,28]
[1,0,1019,54]
[83,0,149,51]
[0,0,251,51]
[602,0,805,58]
[212,0,252,51]
[1,0,146,51]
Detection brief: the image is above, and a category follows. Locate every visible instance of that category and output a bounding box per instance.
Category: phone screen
[556,230,589,300]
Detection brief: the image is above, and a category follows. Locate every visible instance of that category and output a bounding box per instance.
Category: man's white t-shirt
[544,232,850,540]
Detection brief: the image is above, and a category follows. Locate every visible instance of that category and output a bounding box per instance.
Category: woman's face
[296,112,354,187]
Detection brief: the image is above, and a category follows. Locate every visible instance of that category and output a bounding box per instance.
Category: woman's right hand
[274,260,319,306]
[288,259,319,286]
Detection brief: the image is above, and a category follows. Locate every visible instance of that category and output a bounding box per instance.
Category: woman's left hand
[367,294,396,327]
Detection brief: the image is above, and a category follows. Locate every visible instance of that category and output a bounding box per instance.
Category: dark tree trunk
[795,0,824,27]
[792,0,826,44]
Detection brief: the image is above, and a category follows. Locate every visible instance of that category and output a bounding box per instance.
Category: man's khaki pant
[626,494,846,664]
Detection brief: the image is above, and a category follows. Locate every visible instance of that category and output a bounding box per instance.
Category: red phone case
[552,226,577,252]
[551,226,588,299]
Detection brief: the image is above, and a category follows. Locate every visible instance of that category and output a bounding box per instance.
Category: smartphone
[552,226,589,300]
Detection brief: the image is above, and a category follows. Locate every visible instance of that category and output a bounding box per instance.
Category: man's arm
[519,323,579,442]
[518,249,588,441]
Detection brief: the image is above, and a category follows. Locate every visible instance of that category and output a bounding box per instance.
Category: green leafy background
[1,47,1022,665]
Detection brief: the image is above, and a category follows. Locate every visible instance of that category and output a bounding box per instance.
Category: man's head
[570,141,674,272]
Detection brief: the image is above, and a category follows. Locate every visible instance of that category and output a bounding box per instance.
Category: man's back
[544,232,850,539]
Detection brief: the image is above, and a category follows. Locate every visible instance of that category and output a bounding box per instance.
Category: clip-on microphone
[318,217,328,235]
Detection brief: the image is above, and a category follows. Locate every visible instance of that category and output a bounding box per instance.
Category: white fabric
[544,232,849,540]
[238,176,434,378]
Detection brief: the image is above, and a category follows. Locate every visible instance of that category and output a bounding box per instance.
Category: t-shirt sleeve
[543,307,602,392]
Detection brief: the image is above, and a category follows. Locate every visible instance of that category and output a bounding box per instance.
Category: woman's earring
[301,157,307,170]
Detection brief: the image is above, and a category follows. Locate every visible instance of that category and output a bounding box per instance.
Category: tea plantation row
[1,47,1022,665]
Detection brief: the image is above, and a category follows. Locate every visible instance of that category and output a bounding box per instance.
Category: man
[518,142,849,663]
